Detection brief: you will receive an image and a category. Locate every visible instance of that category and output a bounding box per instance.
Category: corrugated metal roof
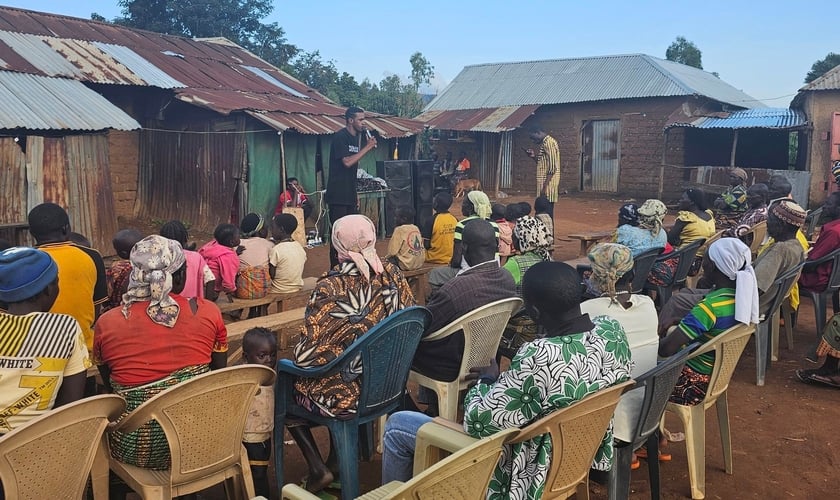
[415,105,539,132]
[245,110,421,138]
[425,54,763,112]
[800,63,840,91]
[0,72,140,130]
[666,107,806,130]
[93,42,184,88]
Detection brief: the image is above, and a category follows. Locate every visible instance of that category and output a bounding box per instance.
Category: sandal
[801,371,840,389]
[635,447,672,462]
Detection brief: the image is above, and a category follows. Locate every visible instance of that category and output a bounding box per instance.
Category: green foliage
[113,0,299,68]
[805,53,840,83]
[665,36,703,69]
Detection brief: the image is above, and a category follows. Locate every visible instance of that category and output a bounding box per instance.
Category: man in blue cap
[0,247,88,434]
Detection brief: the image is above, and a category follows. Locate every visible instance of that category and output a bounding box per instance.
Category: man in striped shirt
[526,125,561,218]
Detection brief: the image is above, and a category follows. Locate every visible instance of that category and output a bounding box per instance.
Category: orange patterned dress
[293,260,415,417]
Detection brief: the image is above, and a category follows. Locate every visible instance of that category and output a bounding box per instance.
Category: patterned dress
[293,260,415,417]
[463,315,633,500]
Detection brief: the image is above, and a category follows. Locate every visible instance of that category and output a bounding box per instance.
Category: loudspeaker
[415,203,434,238]
[377,161,414,237]
[413,160,435,206]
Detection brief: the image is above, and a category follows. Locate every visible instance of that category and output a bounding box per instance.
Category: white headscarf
[706,238,759,325]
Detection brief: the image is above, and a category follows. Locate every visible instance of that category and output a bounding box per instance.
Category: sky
[1,0,836,106]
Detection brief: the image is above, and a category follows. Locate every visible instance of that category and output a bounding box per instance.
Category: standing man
[326,106,377,267]
[526,125,561,220]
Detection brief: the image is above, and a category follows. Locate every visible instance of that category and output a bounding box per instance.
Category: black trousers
[328,203,358,267]
[243,439,271,498]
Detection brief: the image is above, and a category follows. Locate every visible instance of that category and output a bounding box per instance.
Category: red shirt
[93,295,228,386]
[275,189,309,215]
[800,218,840,292]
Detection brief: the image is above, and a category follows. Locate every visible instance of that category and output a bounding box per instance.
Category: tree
[665,36,703,69]
[805,53,840,83]
[113,0,298,68]
[409,52,434,90]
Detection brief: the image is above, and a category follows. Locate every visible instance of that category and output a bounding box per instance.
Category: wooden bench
[402,264,436,305]
[567,230,614,257]
[217,279,316,317]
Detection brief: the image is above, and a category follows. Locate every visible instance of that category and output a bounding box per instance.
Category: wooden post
[659,130,669,200]
[495,132,504,196]
[279,131,287,195]
[730,130,739,167]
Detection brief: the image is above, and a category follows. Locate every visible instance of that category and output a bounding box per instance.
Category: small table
[567,230,614,257]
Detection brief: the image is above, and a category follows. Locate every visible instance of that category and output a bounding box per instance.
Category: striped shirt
[678,288,738,375]
[536,135,562,202]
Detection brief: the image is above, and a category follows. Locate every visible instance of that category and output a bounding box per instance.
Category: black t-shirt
[326,128,363,205]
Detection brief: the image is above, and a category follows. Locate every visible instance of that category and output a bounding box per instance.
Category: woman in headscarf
[288,214,415,493]
[660,238,759,406]
[503,215,553,295]
[617,202,639,228]
[93,235,229,469]
[615,199,668,257]
[580,243,658,462]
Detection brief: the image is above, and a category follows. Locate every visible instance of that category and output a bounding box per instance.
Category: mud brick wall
[108,130,140,219]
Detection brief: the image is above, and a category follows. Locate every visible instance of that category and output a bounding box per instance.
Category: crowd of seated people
[4,172,836,500]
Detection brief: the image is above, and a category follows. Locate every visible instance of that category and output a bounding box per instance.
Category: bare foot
[303,470,334,493]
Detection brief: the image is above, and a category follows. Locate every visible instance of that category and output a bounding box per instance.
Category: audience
[616,199,668,257]
[723,183,769,243]
[491,202,515,259]
[385,206,426,271]
[105,228,142,311]
[28,202,107,351]
[237,213,274,300]
[534,195,555,253]
[0,247,87,433]
[287,214,414,494]
[269,214,307,293]
[199,223,241,301]
[799,192,840,294]
[94,235,228,470]
[423,192,458,265]
[714,167,749,213]
[383,261,632,497]
[502,215,553,296]
[160,220,216,300]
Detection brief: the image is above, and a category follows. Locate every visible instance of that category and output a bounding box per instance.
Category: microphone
[365,128,377,148]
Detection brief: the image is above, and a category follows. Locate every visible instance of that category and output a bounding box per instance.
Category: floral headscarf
[467,190,492,219]
[122,235,186,328]
[638,199,667,236]
[588,243,634,303]
[618,203,639,227]
[513,216,552,262]
[331,214,384,281]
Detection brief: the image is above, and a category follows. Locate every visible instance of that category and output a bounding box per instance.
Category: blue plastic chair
[607,344,697,500]
[273,306,432,500]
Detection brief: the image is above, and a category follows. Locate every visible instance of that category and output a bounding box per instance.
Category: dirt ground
[128,193,840,499]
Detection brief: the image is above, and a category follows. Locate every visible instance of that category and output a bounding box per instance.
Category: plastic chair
[102,365,276,500]
[755,262,804,385]
[607,345,697,500]
[743,221,767,258]
[408,297,522,421]
[645,238,705,308]
[685,232,722,288]
[281,428,517,500]
[414,379,635,500]
[0,394,124,500]
[665,323,756,500]
[800,247,840,360]
[805,206,823,242]
[274,306,432,500]
[630,247,665,294]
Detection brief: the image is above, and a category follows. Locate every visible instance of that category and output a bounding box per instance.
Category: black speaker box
[377,161,413,237]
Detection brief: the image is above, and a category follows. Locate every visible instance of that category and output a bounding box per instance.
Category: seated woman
[799,192,840,294]
[648,188,716,288]
[288,214,415,493]
[615,199,668,257]
[797,314,840,387]
[382,261,632,499]
[659,238,759,406]
[714,168,749,213]
[722,183,769,246]
[580,243,658,468]
[94,235,229,470]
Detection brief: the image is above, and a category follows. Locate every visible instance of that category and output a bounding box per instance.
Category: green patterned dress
[463,315,633,500]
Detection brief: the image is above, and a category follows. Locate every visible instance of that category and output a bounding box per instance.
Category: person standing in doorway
[325,106,378,268]
[526,125,561,220]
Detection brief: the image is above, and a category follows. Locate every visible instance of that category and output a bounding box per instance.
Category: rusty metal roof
[800,63,840,91]
[0,6,423,136]
[415,105,539,132]
[0,71,140,130]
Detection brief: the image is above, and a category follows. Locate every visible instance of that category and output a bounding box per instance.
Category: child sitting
[423,192,458,265]
[269,214,307,293]
[241,327,277,499]
[386,206,426,271]
[198,223,241,301]
[492,202,515,259]
[534,195,555,254]
[105,229,143,311]
[160,220,217,300]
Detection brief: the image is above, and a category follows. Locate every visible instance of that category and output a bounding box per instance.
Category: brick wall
[801,91,840,207]
[108,130,139,219]
[507,96,690,203]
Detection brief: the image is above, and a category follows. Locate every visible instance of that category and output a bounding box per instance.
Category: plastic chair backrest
[626,345,698,449]
[510,380,635,499]
[667,238,706,287]
[684,323,755,404]
[111,365,274,486]
[744,221,767,255]
[697,230,724,257]
[762,262,805,320]
[0,394,125,500]
[424,297,522,380]
[805,206,823,241]
[387,428,518,499]
[630,247,664,293]
[824,250,840,292]
[354,307,433,419]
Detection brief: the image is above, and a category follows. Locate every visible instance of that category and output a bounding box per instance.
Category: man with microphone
[326,106,378,267]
